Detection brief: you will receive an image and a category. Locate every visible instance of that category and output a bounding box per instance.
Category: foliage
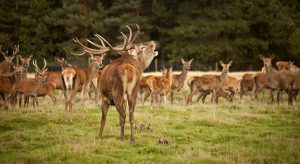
[0,0,299,70]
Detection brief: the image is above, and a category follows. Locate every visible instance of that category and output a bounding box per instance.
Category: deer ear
[29,54,33,59]
[181,58,185,64]
[219,60,224,66]
[228,60,233,66]
[259,55,264,61]
[189,58,194,64]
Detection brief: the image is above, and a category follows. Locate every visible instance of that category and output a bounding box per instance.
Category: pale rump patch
[62,68,76,90]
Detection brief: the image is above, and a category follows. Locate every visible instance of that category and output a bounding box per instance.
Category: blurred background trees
[0,0,299,71]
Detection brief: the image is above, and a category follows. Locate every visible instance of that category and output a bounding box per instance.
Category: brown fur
[187,61,232,104]
[223,76,239,96]
[239,73,254,99]
[0,65,23,110]
[170,59,193,103]
[196,88,233,103]
[260,56,294,105]
[276,61,289,71]
[19,54,33,78]
[146,67,173,106]
[24,82,57,107]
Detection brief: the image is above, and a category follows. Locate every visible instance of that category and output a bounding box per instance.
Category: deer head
[0,44,18,65]
[259,55,273,68]
[12,65,23,80]
[181,58,193,70]
[33,59,48,83]
[73,24,158,71]
[56,57,68,68]
[220,60,232,73]
[19,54,33,69]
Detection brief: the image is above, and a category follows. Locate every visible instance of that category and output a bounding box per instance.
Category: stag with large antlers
[73,24,158,143]
[0,45,19,74]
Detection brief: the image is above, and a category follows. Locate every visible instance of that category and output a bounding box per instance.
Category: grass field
[0,74,300,163]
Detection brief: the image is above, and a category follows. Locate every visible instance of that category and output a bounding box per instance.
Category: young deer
[187,60,232,104]
[0,45,18,74]
[195,88,233,103]
[170,58,193,103]
[74,24,158,143]
[146,67,173,106]
[260,56,294,105]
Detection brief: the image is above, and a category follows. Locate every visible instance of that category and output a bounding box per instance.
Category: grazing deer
[187,60,232,104]
[276,61,290,71]
[146,67,173,106]
[0,45,18,74]
[260,56,294,105]
[74,24,158,143]
[19,54,33,78]
[0,65,23,110]
[170,58,193,103]
[239,73,254,99]
[22,59,48,109]
[223,76,240,97]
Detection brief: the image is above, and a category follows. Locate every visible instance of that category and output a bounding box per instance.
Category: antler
[32,58,47,72]
[0,44,8,57]
[72,24,141,56]
[12,45,19,56]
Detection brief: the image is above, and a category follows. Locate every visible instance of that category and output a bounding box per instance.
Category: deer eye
[140,46,146,51]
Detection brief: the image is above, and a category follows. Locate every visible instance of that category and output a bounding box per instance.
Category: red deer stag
[260,56,294,105]
[187,60,232,104]
[0,45,18,74]
[74,24,158,143]
[170,59,193,103]
[0,65,23,110]
[22,59,48,109]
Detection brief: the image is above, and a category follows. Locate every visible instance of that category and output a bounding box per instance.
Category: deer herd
[0,25,299,143]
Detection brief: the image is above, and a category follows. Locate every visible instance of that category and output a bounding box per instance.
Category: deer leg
[143,90,151,105]
[170,91,174,103]
[99,101,109,138]
[116,105,126,141]
[276,90,280,105]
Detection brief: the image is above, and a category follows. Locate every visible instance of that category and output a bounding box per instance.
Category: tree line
[0,0,299,71]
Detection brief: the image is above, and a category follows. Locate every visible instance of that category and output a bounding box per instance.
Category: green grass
[0,93,300,163]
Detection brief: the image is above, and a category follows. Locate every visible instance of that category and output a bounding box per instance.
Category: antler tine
[120,31,128,49]
[125,25,133,43]
[87,39,105,49]
[94,34,106,47]
[0,44,7,57]
[43,58,47,70]
[32,59,39,71]
[130,24,140,44]
[94,34,114,49]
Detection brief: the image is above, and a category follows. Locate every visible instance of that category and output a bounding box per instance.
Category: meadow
[0,75,300,163]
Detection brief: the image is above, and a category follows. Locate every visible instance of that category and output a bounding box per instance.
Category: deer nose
[154,41,160,51]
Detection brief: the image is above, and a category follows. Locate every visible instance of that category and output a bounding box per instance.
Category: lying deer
[187,60,232,104]
[260,56,294,105]
[170,58,193,103]
[74,24,158,143]
[0,65,23,110]
[0,45,18,74]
